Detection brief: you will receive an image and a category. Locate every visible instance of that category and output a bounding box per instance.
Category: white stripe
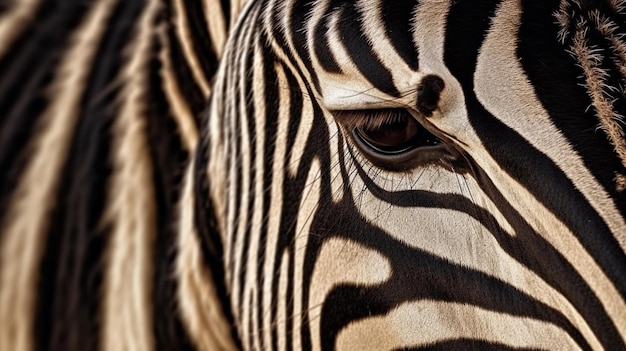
[336,301,580,350]
[101,1,160,350]
[276,250,291,351]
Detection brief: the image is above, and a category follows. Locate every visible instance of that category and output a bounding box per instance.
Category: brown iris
[340,109,438,156]
[355,110,420,153]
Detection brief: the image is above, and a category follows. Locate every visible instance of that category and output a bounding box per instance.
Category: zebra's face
[303,0,626,250]
[209,0,626,349]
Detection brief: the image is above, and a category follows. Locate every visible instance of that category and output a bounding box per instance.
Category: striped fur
[0,0,243,350]
[1,0,625,350]
[202,0,626,349]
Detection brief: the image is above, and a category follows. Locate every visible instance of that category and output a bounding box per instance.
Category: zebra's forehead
[292,0,449,108]
[277,0,466,138]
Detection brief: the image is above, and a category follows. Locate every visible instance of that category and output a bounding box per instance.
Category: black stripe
[146,18,197,351]
[0,1,12,14]
[445,0,625,348]
[220,0,231,30]
[0,1,87,231]
[380,0,419,71]
[399,339,543,351]
[179,0,216,86]
[34,1,145,350]
[162,1,205,127]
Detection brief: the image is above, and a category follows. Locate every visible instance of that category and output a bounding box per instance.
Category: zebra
[0,0,244,350]
[0,0,625,351]
[198,0,626,350]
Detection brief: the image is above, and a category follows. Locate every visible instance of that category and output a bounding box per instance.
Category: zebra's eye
[336,109,446,170]
[353,109,439,155]
[338,109,441,153]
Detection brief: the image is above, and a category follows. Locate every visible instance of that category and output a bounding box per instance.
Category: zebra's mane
[555,0,626,191]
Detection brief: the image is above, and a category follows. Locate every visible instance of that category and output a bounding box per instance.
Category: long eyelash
[335,109,411,130]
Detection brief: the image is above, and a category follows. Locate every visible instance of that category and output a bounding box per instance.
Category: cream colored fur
[101,1,161,350]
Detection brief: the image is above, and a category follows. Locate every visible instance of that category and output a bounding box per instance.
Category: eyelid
[334,108,415,130]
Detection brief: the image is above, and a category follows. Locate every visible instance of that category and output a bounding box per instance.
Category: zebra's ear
[416,75,446,117]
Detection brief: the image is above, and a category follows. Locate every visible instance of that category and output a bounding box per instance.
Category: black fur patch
[417,74,445,117]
